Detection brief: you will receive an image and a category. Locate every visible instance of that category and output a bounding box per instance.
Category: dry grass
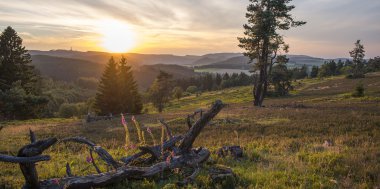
[1,73,380,188]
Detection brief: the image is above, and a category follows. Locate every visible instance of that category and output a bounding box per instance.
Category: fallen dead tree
[0,100,235,189]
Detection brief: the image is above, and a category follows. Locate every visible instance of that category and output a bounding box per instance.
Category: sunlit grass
[1,73,380,188]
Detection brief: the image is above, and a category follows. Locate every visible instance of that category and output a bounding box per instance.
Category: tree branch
[0,154,50,163]
[179,100,225,153]
[62,137,120,169]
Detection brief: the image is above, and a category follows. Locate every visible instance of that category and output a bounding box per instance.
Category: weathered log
[29,129,36,143]
[62,137,120,169]
[217,146,243,159]
[0,154,50,163]
[179,100,225,153]
[39,148,210,189]
[209,165,235,182]
[186,109,203,129]
[18,137,57,189]
[176,167,200,186]
[1,100,231,189]
[89,149,101,174]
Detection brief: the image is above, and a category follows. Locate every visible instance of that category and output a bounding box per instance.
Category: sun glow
[98,20,137,53]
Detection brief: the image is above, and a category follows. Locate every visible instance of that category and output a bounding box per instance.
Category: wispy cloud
[0,0,379,57]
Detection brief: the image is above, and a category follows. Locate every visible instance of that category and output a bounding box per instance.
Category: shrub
[352,82,364,97]
[58,103,78,118]
[186,86,198,94]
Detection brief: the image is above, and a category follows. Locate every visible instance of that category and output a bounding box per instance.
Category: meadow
[0,73,379,188]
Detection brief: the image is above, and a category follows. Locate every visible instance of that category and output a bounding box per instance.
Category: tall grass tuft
[146,127,157,146]
[131,116,144,144]
[121,113,131,147]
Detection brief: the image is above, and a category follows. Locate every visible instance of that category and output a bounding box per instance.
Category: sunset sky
[0,0,379,58]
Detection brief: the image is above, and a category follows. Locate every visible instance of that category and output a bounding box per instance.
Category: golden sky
[0,0,379,58]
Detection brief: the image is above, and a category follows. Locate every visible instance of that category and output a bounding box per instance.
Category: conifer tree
[118,56,142,114]
[0,26,47,119]
[95,57,120,114]
[238,0,306,106]
[0,26,39,93]
[349,40,365,78]
[149,71,172,112]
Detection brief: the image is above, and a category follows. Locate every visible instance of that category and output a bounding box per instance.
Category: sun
[98,20,137,53]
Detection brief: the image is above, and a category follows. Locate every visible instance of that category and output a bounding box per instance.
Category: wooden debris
[217,146,243,159]
[0,100,236,189]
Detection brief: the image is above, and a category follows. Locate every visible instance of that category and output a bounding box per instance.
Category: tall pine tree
[0,26,39,93]
[349,40,365,78]
[238,0,306,106]
[95,57,120,114]
[0,26,47,119]
[118,56,142,114]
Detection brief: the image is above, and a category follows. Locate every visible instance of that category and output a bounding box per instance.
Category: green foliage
[352,82,365,97]
[0,81,48,119]
[75,77,98,90]
[367,56,380,72]
[95,56,142,115]
[172,86,183,101]
[270,62,293,96]
[349,40,366,78]
[58,103,78,118]
[95,57,120,114]
[238,0,306,106]
[0,26,48,120]
[118,56,142,114]
[318,60,339,78]
[0,26,39,93]
[310,66,319,78]
[186,86,198,94]
[148,71,173,112]
[1,74,380,188]
[291,65,308,79]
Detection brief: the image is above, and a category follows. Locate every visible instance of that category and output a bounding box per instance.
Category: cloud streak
[0,0,379,57]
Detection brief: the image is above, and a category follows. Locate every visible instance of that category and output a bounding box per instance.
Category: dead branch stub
[0,100,234,189]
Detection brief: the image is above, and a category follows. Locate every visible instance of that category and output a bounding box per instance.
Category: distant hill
[134,64,198,90]
[29,50,343,90]
[29,50,199,66]
[197,54,327,70]
[31,55,104,82]
[31,54,197,90]
[197,56,251,69]
[190,53,242,66]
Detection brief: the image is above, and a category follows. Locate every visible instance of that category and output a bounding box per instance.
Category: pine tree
[238,0,306,106]
[215,73,222,87]
[118,56,142,114]
[349,40,365,78]
[0,26,47,119]
[0,26,39,94]
[149,71,172,112]
[95,57,120,114]
[310,66,319,78]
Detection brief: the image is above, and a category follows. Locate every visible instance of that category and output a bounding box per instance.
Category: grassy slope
[1,73,380,188]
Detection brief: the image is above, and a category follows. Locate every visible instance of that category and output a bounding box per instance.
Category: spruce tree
[238,0,306,106]
[0,26,47,119]
[0,26,39,93]
[95,57,120,114]
[118,56,142,114]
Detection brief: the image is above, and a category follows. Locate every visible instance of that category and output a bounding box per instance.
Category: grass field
[1,73,379,188]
